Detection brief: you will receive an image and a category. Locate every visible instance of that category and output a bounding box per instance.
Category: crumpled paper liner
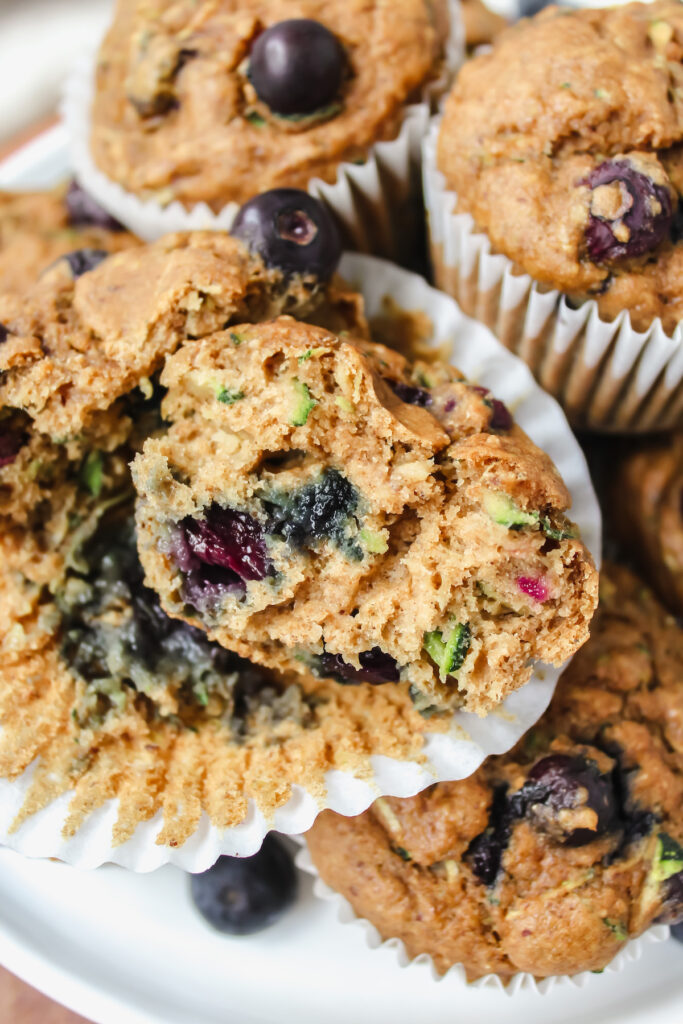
[61,3,464,260]
[423,120,683,432]
[294,841,671,995]
[0,253,600,871]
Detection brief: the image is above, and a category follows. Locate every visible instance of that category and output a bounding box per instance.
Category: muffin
[70,0,461,254]
[306,564,683,981]
[460,0,506,51]
[425,1,683,430]
[614,432,683,616]
[0,181,138,297]
[0,192,361,531]
[132,315,598,716]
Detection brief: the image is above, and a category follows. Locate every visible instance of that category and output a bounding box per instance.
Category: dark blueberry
[518,753,618,846]
[656,871,683,927]
[385,379,432,407]
[0,428,26,468]
[248,19,345,117]
[465,786,512,886]
[190,834,297,935]
[581,160,674,262]
[488,398,513,431]
[231,189,341,279]
[65,180,124,231]
[316,647,400,685]
[180,506,271,584]
[0,323,8,344]
[264,469,357,551]
[63,248,109,278]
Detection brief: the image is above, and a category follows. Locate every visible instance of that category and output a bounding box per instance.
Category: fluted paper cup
[0,253,600,872]
[294,840,671,994]
[61,2,464,262]
[423,119,683,432]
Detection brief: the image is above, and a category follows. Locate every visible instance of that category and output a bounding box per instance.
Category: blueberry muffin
[132,316,598,716]
[306,564,683,981]
[437,1,683,334]
[0,182,138,297]
[614,433,683,616]
[0,498,449,847]
[0,192,361,528]
[90,0,452,210]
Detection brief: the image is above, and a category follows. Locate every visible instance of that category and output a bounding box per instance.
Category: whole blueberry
[385,379,432,408]
[231,189,341,279]
[316,647,400,685]
[582,160,674,263]
[190,834,298,935]
[248,19,345,117]
[519,753,618,846]
[65,180,124,231]
[63,248,109,278]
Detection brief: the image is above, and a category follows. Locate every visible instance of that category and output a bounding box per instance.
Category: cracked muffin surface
[132,315,597,716]
[306,564,683,980]
[437,1,683,333]
[91,0,451,208]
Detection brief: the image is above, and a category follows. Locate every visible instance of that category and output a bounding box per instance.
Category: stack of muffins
[0,0,680,990]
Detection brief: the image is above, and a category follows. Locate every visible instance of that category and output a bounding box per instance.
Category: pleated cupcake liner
[423,119,683,432]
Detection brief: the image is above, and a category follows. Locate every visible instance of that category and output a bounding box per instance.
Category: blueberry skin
[386,379,432,408]
[248,19,345,117]
[656,870,683,927]
[181,506,270,583]
[190,835,298,935]
[0,324,8,344]
[518,753,619,846]
[582,160,674,263]
[63,248,110,278]
[231,189,341,280]
[0,428,25,468]
[316,647,400,685]
[66,180,124,231]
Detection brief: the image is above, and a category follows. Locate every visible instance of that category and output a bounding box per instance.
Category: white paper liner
[294,840,672,995]
[423,119,683,432]
[0,253,600,872]
[61,3,464,257]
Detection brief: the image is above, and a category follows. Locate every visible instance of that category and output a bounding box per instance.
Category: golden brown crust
[438,2,683,334]
[307,564,683,981]
[91,0,448,208]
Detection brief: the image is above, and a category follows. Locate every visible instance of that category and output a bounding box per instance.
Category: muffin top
[438,1,683,334]
[0,183,138,297]
[91,0,450,208]
[306,564,683,981]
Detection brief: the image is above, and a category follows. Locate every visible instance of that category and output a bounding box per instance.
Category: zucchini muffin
[0,182,138,298]
[307,564,683,981]
[90,0,452,210]
[437,1,683,334]
[132,316,598,716]
[0,498,443,847]
[0,203,361,530]
[614,433,683,616]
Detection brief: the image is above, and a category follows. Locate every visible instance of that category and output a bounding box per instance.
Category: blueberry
[488,398,513,431]
[316,647,400,685]
[385,379,432,408]
[656,871,683,927]
[178,506,271,600]
[248,19,345,117]
[190,835,297,935]
[465,786,512,886]
[517,753,618,846]
[63,248,109,278]
[65,180,124,232]
[264,469,357,551]
[0,324,8,344]
[231,189,341,279]
[0,428,26,468]
[582,160,674,262]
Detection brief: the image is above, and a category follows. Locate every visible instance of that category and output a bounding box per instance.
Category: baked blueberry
[0,324,8,344]
[178,506,271,584]
[264,469,358,551]
[518,753,618,846]
[190,834,298,935]
[316,647,400,685]
[248,19,345,117]
[62,248,110,278]
[65,180,124,231]
[583,160,674,263]
[386,379,432,407]
[0,428,25,468]
[231,189,341,280]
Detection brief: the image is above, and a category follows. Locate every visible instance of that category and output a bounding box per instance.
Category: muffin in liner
[423,120,683,433]
[0,254,600,871]
[293,841,670,995]
[61,2,463,261]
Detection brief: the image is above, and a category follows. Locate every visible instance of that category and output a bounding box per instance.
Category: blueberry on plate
[231,189,341,279]
[248,19,345,117]
[190,834,298,935]
[62,248,110,278]
[65,180,124,232]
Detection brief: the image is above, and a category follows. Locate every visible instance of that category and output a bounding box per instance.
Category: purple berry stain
[517,575,549,603]
[582,160,674,262]
[385,378,432,408]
